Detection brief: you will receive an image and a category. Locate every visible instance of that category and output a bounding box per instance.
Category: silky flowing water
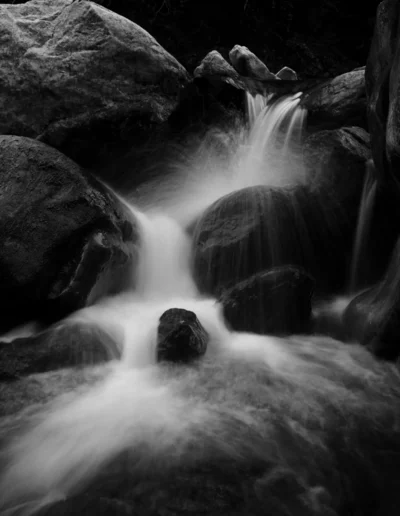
[1,94,400,516]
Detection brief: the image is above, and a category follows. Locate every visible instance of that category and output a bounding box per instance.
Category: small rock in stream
[157,309,208,363]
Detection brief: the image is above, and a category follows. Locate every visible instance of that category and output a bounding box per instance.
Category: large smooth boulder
[0,323,119,381]
[366,0,400,181]
[192,185,351,297]
[0,0,189,167]
[0,136,138,332]
[219,266,314,335]
[343,237,400,360]
[301,69,367,131]
[157,308,208,363]
[229,45,277,81]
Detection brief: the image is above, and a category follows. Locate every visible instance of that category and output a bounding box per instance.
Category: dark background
[95,0,380,77]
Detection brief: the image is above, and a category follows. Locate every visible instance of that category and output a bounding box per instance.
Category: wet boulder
[0,0,189,167]
[343,237,400,360]
[0,323,119,381]
[0,136,138,332]
[157,308,208,363]
[301,69,367,131]
[229,45,277,81]
[219,266,314,335]
[366,0,400,181]
[192,185,351,297]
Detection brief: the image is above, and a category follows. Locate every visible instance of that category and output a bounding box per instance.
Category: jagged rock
[194,51,241,82]
[0,0,189,167]
[192,185,351,297]
[229,45,277,81]
[157,308,208,363]
[219,266,314,335]
[0,136,138,332]
[0,323,119,381]
[366,0,400,181]
[276,67,298,81]
[301,69,367,131]
[343,237,400,360]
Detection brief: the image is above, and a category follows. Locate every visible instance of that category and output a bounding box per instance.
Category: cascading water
[349,160,378,292]
[2,92,400,516]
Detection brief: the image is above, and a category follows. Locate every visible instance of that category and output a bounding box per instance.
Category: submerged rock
[0,323,119,381]
[229,45,276,81]
[157,308,208,363]
[343,237,400,360]
[0,0,189,167]
[192,185,351,297]
[301,69,367,131]
[0,136,138,332]
[219,266,314,335]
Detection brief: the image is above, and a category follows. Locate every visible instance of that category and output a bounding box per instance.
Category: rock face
[219,266,314,335]
[366,0,400,181]
[229,45,277,80]
[343,237,400,360]
[0,323,119,381]
[304,127,371,218]
[0,136,138,332]
[301,69,367,131]
[0,0,189,167]
[157,308,208,363]
[192,185,351,297]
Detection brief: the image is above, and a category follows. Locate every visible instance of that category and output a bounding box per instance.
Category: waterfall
[349,161,378,292]
[4,92,396,516]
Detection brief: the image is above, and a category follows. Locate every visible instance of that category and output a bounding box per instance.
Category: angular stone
[276,67,298,81]
[229,45,277,81]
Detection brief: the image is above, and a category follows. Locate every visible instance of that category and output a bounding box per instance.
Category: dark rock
[0,136,138,332]
[301,69,367,131]
[366,0,400,181]
[157,309,208,363]
[0,0,189,167]
[276,67,298,81]
[304,127,371,221]
[0,323,119,381]
[219,266,314,335]
[229,45,277,81]
[36,495,132,516]
[343,237,400,360]
[192,185,352,297]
